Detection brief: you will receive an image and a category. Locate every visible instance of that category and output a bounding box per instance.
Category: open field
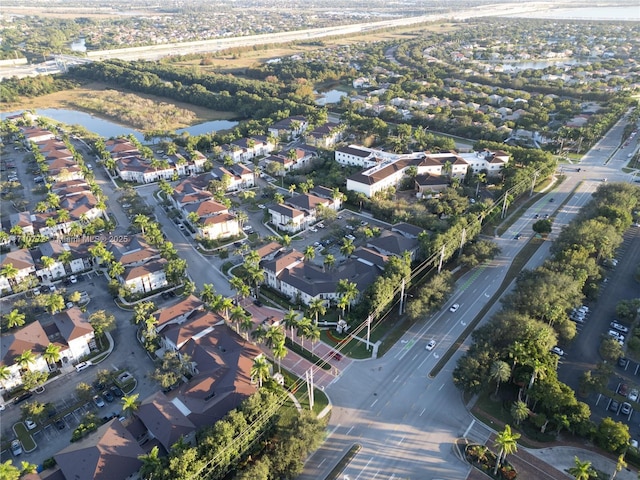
[172,23,458,73]
[3,81,238,131]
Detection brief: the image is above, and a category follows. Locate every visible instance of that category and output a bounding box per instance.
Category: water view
[316,89,347,106]
[1,108,239,141]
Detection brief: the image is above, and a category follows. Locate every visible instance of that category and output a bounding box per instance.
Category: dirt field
[4,82,238,131]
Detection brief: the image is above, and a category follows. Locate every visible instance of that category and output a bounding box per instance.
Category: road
[298,113,639,479]
[0,2,554,80]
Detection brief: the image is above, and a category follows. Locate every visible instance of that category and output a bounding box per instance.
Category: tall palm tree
[340,238,355,257]
[610,454,627,480]
[0,365,11,382]
[475,172,487,197]
[41,256,56,280]
[303,245,316,262]
[568,456,595,480]
[139,445,162,479]
[264,325,285,349]
[251,355,271,388]
[230,306,246,334]
[43,344,61,369]
[337,279,358,312]
[510,400,529,426]
[240,314,254,341]
[493,424,520,476]
[296,316,313,350]
[307,298,326,325]
[46,294,65,315]
[133,214,149,234]
[122,393,140,418]
[323,254,335,272]
[272,339,287,373]
[199,283,216,305]
[5,309,26,329]
[307,323,321,353]
[0,263,20,290]
[490,360,511,396]
[15,350,36,372]
[282,309,299,340]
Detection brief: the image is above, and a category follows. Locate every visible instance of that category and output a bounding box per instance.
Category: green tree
[89,310,116,348]
[43,344,61,369]
[122,393,140,418]
[493,424,520,476]
[0,460,19,480]
[15,349,36,371]
[595,418,630,453]
[568,456,595,480]
[307,298,326,326]
[5,309,26,329]
[511,400,530,426]
[76,382,93,401]
[251,355,271,388]
[490,360,511,396]
[46,293,65,314]
[533,219,553,235]
[139,445,163,479]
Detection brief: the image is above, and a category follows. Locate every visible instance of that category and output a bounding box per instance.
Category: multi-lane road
[298,114,638,479]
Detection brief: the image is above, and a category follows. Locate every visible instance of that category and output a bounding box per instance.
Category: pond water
[69,38,86,53]
[316,89,347,106]
[1,108,239,141]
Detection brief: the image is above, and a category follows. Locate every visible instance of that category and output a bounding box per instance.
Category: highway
[0,2,551,80]
[298,114,638,479]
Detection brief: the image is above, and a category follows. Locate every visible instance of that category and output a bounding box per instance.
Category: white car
[425,340,436,351]
[608,330,625,341]
[611,322,629,334]
[629,389,639,402]
[449,304,460,313]
[551,346,564,356]
[69,274,78,284]
[25,418,37,430]
[309,227,318,232]
[75,361,92,372]
[257,204,265,209]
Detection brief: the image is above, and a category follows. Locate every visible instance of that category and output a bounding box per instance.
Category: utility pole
[530,172,538,196]
[398,278,405,315]
[501,193,509,219]
[438,243,446,273]
[366,314,372,350]
[458,227,466,257]
[305,369,314,410]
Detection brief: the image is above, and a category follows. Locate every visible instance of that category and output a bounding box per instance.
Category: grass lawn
[13,422,37,452]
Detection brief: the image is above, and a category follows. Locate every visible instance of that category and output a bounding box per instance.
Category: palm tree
[475,172,487,197]
[200,283,217,305]
[282,309,299,340]
[139,445,162,479]
[15,350,36,372]
[610,454,627,480]
[43,344,61,369]
[251,355,271,388]
[340,238,355,257]
[264,325,285,349]
[0,365,11,382]
[307,323,321,353]
[323,254,335,272]
[307,298,326,325]
[280,234,292,247]
[288,184,297,195]
[5,309,26,329]
[230,306,246,334]
[490,360,511,396]
[240,314,254,341]
[41,256,56,280]
[0,263,19,290]
[122,393,140,418]
[133,214,149,234]
[337,279,358,312]
[510,400,529,426]
[296,316,313,350]
[272,339,287,373]
[303,245,316,262]
[568,456,595,480]
[46,294,65,314]
[493,424,520,476]
[108,261,125,280]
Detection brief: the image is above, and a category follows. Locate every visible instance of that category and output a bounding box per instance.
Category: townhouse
[267,115,308,141]
[306,122,344,148]
[260,247,387,306]
[0,248,36,294]
[267,191,339,233]
[119,258,168,295]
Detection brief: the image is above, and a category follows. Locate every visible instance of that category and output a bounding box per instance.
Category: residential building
[335,145,379,168]
[261,247,386,305]
[0,248,37,294]
[109,235,160,267]
[306,122,344,148]
[120,258,168,294]
[267,115,308,141]
[43,307,96,368]
[0,322,49,391]
[50,419,144,480]
[152,295,205,333]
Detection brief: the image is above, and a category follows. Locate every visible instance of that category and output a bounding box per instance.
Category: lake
[500,59,583,72]
[316,89,347,106]
[1,108,239,141]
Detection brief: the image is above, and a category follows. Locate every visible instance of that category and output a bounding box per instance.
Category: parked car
[93,395,105,408]
[618,383,629,397]
[10,440,22,456]
[25,418,37,430]
[611,322,629,334]
[13,392,33,405]
[110,385,124,398]
[621,402,632,415]
[103,390,115,403]
[551,346,564,356]
[54,418,66,430]
[75,361,92,372]
[609,400,620,413]
[629,389,639,402]
[619,357,630,368]
[608,330,625,342]
[69,274,78,284]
